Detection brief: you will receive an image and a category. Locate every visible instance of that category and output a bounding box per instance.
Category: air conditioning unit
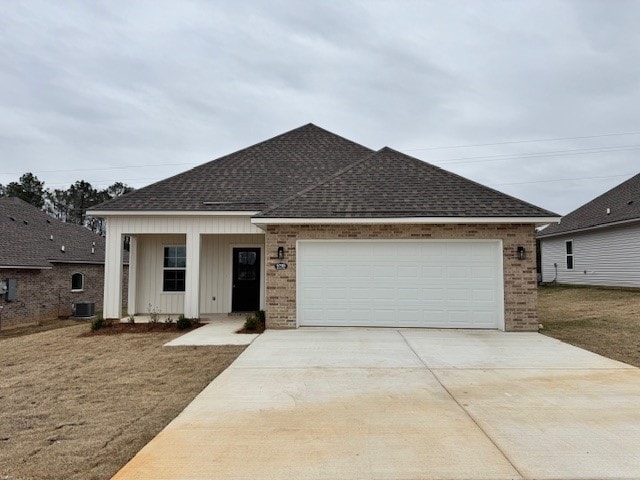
[73,302,96,318]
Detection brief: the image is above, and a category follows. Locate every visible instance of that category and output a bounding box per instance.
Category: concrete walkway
[164,318,258,346]
[112,328,640,480]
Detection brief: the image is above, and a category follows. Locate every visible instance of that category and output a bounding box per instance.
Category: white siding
[134,233,264,314]
[540,223,640,287]
[106,215,262,235]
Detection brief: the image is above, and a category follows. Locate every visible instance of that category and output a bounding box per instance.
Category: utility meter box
[5,279,17,301]
[0,280,6,295]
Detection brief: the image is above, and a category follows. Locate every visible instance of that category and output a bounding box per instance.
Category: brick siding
[0,264,128,329]
[265,223,538,332]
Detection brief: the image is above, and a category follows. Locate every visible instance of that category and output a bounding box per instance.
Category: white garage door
[297,240,504,329]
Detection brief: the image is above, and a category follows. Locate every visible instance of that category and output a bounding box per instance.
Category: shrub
[176,314,192,330]
[255,310,266,323]
[127,314,135,324]
[165,316,173,324]
[244,314,259,331]
[91,316,105,331]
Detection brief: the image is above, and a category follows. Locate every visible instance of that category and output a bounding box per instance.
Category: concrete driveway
[112,329,640,480]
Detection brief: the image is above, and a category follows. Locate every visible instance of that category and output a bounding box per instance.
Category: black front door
[232,248,261,312]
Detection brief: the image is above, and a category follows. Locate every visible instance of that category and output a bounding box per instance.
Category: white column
[126,235,137,316]
[184,231,201,319]
[103,222,123,319]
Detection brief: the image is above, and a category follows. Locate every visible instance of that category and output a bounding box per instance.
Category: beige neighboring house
[0,197,127,327]
[89,124,559,331]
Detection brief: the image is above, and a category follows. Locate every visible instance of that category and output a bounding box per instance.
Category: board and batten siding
[134,233,264,315]
[540,222,640,287]
[103,214,263,318]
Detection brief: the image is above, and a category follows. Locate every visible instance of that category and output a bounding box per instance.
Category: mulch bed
[236,323,266,334]
[79,321,204,337]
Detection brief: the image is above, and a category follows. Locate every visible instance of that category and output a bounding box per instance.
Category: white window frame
[162,245,186,293]
[71,272,85,292]
[565,240,574,270]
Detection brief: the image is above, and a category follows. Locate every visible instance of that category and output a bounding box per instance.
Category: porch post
[103,221,123,319]
[184,231,201,319]
[126,235,137,316]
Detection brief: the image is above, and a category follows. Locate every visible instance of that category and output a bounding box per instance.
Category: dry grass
[539,285,640,367]
[0,324,245,480]
[0,318,86,340]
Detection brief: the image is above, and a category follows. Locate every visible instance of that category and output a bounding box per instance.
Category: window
[163,246,186,292]
[565,240,574,270]
[71,273,84,291]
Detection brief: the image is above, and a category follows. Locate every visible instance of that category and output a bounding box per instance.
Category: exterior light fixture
[517,246,526,260]
[277,246,285,259]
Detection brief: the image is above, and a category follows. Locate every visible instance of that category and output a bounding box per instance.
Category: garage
[297,240,504,329]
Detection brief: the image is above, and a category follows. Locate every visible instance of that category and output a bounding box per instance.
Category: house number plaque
[275,262,288,270]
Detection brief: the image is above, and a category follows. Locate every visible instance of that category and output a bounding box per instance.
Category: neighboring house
[538,173,640,287]
[90,124,559,331]
[0,197,127,328]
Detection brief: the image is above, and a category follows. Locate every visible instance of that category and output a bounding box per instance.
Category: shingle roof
[90,123,557,220]
[538,172,640,238]
[256,147,557,218]
[91,124,373,212]
[0,197,106,268]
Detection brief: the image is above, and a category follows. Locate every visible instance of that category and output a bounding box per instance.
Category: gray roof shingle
[538,172,640,238]
[0,197,106,268]
[256,147,557,218]
[90,123,557,220]
[91,124,373,212]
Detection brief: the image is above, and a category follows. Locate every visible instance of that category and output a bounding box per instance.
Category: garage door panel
[298,241,503,329]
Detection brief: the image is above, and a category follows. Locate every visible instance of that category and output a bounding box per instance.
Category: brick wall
[0,264,128,328]
[265,223,538,331]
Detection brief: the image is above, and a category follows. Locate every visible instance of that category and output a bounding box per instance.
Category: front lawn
[0,323,245,480]
[539,285,640,367]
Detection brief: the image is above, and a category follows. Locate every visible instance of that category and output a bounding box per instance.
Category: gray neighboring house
[90,124,559,332]
[538,173,640,287]
[0,197,127,328]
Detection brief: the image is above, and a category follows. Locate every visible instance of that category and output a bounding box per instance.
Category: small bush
[255,310,266,323]
[91,316,105,331]
[176,314,192,330]
[244,314,259,331]
[165,316,174,324]
[127,314,135,324]
[147,303,160,323]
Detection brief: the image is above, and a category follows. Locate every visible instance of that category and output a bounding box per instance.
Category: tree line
[0,173,133,235]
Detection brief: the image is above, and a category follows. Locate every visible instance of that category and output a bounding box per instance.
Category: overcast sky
[1,1,639,215]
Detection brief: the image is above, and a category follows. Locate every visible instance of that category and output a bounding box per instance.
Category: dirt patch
[539,285,640,367]
[0,324,245,480]
[79,321,204,336]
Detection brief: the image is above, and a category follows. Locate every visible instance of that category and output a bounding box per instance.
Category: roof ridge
[379,147,559,217]
[257,149,382,217]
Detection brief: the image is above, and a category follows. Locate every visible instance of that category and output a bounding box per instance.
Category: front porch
[102,215,266,320]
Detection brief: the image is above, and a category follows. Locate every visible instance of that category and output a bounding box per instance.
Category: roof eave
[88,210,260,217]
[538,216,640,239]
[251,216,561,226]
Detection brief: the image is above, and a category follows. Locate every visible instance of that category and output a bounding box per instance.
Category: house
[538,172,640,287]
[89,124,559,331]
[0,197,127,328]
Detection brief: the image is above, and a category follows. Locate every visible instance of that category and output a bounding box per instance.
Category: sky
[1,0,639,215]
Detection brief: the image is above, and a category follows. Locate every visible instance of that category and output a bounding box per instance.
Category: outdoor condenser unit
[73,302,96,318]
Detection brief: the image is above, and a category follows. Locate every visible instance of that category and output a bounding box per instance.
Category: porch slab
[164,318,259,346]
